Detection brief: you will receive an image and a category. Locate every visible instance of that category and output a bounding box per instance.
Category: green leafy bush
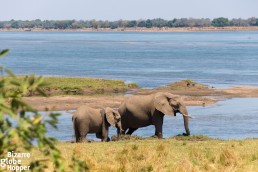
[0,49,87,171]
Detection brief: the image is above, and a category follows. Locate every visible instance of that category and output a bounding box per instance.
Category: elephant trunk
[116,120,123,133]
[116,120,123,140]
[180,106,190,136]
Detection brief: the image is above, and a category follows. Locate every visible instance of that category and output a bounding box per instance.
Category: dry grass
[24,136,258,172]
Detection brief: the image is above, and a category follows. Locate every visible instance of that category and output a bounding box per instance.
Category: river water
[1,31,258,88]
[0,31,257,140]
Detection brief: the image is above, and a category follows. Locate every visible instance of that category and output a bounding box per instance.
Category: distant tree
[247,17,257,26]
[212,17,229,27]
[230,18,249,26]
[101,20,110,28]
[90,20,100,29]
[173,18,188,27]
[117,20,128,28]
[80,20,92,28]
[167,19,177,27]
[230,18,241,26]
[202,18,212,27]
[109,21,118,29]
[256,19,258,26]
[0,22,4,28]
[11,21,20,28]
[186,18,195,27]
[127,20,137,27]
[193,18,211,27]
[145,19,153,28]
[137,20,146,27]
[54,20,73,29]
[71,21,82,29]
[151,18,167,28]
[42,20,55,29]
[33,19,43,28]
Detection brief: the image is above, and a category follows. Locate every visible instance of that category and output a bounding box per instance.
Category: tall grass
[24,137,258,172]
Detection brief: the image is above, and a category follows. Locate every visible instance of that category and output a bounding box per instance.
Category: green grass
[3,76,139,95]
[43,77,131,89]
[24,136,258,172]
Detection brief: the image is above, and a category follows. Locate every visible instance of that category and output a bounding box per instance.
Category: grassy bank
[25,136,258,172]
[4,76,139,95]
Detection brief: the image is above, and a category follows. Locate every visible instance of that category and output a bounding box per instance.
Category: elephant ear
[154,93,174,116]
[170,99,180,109]
[105,107,116,127]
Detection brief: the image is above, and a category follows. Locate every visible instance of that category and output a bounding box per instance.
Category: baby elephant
[72,105,123,142]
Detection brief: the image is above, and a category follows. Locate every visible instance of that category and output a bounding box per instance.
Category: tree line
[0,17,258,29]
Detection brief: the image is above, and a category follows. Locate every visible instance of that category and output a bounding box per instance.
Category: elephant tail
[72,116,80,142]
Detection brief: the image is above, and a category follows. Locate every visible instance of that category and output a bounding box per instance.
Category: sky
[1,0,258,21]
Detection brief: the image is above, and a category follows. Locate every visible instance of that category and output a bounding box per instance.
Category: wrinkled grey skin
[72,106,123,142]
[118,92,191,138]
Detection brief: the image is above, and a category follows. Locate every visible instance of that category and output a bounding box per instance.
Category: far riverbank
[1,26,258,32]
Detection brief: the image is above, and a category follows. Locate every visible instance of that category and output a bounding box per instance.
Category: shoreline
[1,26,258,32]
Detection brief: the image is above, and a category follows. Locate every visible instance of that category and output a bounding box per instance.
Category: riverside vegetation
[1,17,258,29]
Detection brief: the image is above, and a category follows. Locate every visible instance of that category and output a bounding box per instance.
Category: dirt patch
[133,80,258,102]
[222,86,258,97]
[22,95,124,111]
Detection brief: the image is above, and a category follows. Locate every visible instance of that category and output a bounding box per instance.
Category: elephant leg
[77,133,87,142]
[75,128,88,142]
[96,132,102,139]
[153,113,164,139]
[126,128,138,135]
[154,126,163,138]
[101,121,111,142]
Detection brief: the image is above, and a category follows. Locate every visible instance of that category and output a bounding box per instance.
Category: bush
[0,49,87,171]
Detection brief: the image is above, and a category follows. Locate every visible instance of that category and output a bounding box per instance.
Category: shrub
[0,49,87,171]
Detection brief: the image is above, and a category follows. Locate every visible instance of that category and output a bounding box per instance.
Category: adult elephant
[72,106,123,142]
[118,92,191,138]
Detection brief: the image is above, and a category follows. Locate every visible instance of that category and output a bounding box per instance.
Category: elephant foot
[102,137,110,142]
[151,135,158,138]
[182,133,190,136]
[86,139,95,143]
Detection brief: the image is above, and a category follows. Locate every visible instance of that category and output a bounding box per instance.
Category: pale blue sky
[1,0,258,20]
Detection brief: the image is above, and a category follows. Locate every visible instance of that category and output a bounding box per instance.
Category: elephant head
[154,92,191,136]
[102,107,123,132]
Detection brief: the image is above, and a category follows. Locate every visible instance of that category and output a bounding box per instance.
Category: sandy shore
[1,26,258,32]
[22,81,258,111]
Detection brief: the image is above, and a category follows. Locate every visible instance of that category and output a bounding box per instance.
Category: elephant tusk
[182,113,193,119]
